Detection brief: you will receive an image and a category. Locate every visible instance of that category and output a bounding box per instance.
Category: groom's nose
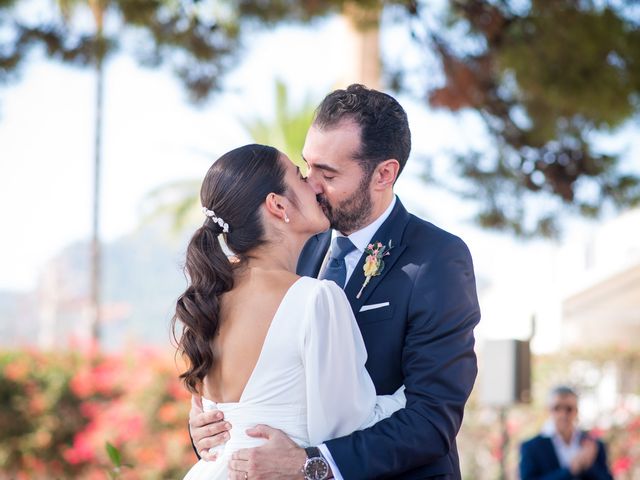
[306,170,323,194]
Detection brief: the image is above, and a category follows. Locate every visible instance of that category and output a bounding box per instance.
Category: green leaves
[241,79,317,172]
[105,442,121,468]
[105,441,133,478]
[0,0,241,101]
[423,0,640,237]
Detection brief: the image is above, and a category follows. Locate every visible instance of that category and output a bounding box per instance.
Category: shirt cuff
[318,444,343,480]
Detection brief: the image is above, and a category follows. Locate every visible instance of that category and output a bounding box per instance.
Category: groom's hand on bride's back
[189,395,231,461]
[228,425,307,480]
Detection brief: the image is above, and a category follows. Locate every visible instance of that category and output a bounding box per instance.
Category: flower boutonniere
[356,240,393,299]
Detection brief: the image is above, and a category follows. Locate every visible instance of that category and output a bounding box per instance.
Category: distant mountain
[0,290,38,347]
[6,219,197,351]
[101,221,191,349]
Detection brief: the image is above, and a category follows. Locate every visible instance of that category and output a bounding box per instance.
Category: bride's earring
[284,213,290,224]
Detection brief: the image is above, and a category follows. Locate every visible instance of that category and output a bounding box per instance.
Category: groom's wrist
[301,446,333,480]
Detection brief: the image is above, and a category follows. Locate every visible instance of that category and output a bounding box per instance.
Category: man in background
[520,385,613,480]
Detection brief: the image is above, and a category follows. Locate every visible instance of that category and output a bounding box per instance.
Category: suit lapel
[541,437,562,470]
[344,200,410,314]
[297,230,331,277]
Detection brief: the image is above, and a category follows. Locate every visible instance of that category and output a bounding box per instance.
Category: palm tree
[241,79,316,174]
[144,80,318,230]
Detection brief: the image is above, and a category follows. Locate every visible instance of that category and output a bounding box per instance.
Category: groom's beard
[318,172,373,234]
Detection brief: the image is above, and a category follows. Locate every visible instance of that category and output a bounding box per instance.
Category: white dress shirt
[318,195,397,480]
[320,196,397,284]
[541,420,581,469]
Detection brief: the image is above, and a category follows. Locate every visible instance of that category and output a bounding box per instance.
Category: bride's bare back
[202,268,300,403]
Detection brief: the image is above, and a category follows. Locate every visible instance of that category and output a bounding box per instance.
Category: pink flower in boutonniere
[356,240,393,299]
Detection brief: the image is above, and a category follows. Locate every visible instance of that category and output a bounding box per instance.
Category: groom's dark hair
[313,84,411,178]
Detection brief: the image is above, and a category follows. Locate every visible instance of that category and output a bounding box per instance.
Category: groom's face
[302,119,374,235]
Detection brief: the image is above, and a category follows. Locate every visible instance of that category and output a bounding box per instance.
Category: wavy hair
[172,144,286,393]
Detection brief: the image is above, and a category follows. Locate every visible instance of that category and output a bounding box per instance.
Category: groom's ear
[264,192,288,221]
[372,159,400,190]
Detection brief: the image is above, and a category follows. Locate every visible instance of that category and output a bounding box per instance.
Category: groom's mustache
[317,194,330,210]
[317,194,333,218]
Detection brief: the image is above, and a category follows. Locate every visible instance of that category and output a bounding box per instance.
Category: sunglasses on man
[551,404,576,413]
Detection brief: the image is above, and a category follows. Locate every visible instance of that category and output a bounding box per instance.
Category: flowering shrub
[3,347,638,479]
[0,347,194,479]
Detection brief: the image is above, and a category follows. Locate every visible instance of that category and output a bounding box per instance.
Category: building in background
[562,208,640,349]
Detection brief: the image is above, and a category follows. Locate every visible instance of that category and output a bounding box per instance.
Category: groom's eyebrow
[302,156,339,174]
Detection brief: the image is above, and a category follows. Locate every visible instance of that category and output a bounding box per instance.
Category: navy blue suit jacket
[297,199,480,479]
[519,433,613,480]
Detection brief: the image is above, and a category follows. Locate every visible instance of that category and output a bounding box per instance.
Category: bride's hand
[189,395,231,461]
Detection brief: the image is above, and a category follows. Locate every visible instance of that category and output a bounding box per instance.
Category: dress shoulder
[299,277,351,310]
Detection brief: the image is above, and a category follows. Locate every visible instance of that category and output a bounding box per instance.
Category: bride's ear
[264,193,288,222]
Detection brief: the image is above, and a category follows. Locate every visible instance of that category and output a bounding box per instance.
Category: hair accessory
[202,206,230,233]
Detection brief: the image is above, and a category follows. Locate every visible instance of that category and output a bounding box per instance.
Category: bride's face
[280,153,330,235]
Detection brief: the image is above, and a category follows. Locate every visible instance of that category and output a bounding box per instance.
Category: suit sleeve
[324,236,481,478]
[583,441,614,480]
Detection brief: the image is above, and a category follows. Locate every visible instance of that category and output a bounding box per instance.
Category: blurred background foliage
[1,0,639,237]
[1,347,639,478]
[0,348,192,479]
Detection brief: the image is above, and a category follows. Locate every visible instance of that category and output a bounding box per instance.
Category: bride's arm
[302,281,405,446]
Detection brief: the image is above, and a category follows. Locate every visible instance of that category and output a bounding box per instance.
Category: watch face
[305,458,328,480]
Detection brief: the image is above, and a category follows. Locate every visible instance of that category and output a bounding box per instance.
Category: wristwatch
[302,446,330,480]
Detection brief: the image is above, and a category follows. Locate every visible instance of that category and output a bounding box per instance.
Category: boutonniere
[356,240,393,299]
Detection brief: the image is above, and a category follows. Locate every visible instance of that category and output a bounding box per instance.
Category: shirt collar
[541,420,580,445]
[332,196,397,253]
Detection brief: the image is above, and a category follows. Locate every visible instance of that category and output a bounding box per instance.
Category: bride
[172,144,405,479]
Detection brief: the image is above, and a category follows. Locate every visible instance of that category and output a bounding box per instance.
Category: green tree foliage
[2,0,639,237]
[217,0,640,238]
[0,0,241,101]
[409,0,640,236]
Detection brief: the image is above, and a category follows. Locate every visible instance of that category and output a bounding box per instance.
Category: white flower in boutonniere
[356,240,393,299]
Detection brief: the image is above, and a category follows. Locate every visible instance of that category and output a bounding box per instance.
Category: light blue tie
[320,236,357,288]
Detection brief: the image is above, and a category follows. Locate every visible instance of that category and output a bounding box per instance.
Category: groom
[190,84,481,479]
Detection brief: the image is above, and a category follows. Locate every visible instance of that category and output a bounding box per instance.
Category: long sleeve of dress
[301,280,405,446]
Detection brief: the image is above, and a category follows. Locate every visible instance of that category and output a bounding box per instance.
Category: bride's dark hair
[172,144,287,393]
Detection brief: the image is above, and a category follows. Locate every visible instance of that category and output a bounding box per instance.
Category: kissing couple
[173,84,481,480]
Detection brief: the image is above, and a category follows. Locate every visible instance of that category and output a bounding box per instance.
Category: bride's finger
[190,409,224,428]
[192,421,231,443]
[194,429,230,452]
[199,450,217,462]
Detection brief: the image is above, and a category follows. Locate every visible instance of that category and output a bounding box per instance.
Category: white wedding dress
[183,276,405,479]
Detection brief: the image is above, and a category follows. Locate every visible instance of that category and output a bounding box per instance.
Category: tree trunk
[341,1,382,89]
[89,2,105,345]
[89,51,103,345]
